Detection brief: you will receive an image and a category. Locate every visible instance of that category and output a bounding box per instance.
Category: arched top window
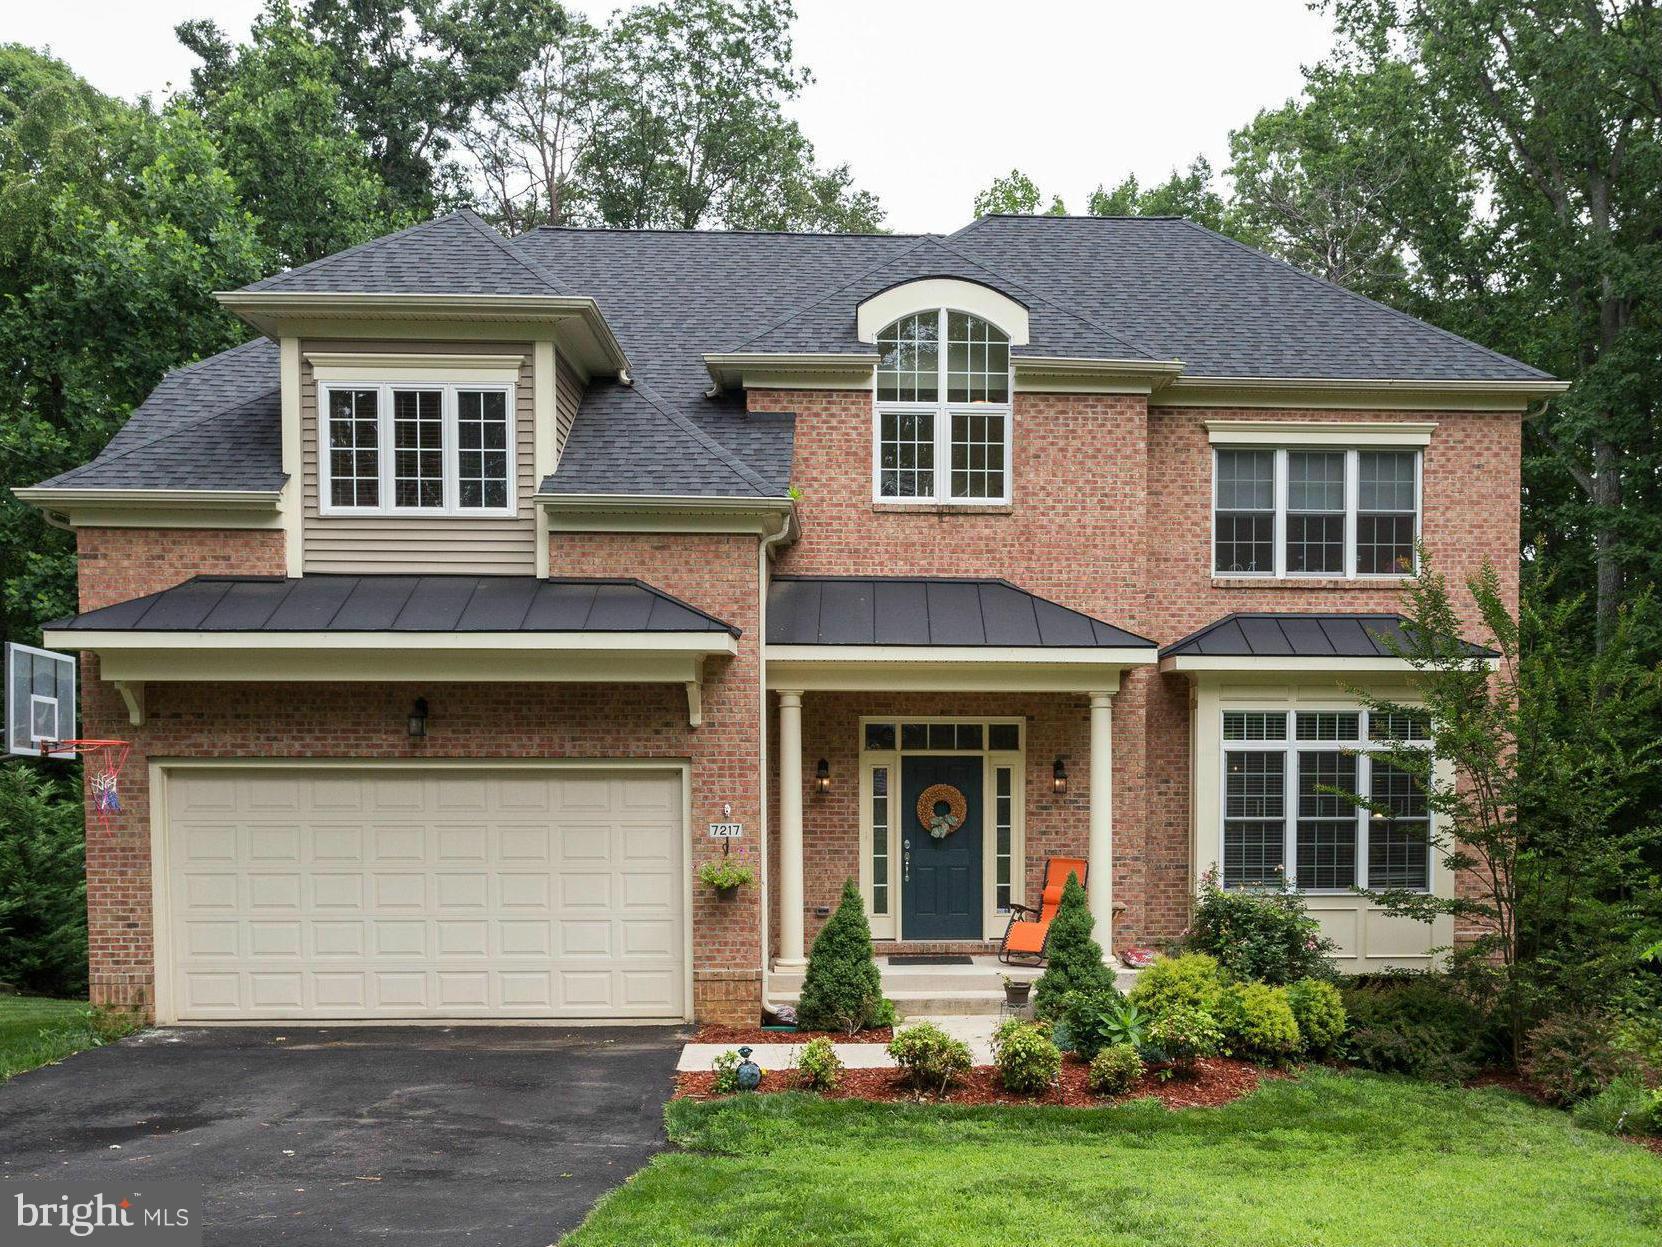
[874,310,1011,503]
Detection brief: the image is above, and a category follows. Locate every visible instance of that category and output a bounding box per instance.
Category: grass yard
[565,1069,1662,1247]
[0,995,143,1081]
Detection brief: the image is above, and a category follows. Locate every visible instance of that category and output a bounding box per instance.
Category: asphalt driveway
[0,1024,684,1245]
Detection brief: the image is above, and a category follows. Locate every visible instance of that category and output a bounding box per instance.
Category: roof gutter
[1153,375,1571,412]
[535,493,798,542]
[12,486,285,530]
[703,352,881,394]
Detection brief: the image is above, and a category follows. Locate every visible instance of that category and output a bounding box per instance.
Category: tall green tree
[1325,0,1662,645]
[973,168,1067,217]
[1088,156,1237,235]
[0,46,266,646]
[176,4,396,266]
[580,0,881,230]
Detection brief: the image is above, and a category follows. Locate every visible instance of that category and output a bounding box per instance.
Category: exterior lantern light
[815,758,831,793]
[408,697,429,739]
[1053,757,1068,794]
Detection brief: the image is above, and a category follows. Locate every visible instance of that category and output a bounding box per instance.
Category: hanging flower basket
[698,859,755,894]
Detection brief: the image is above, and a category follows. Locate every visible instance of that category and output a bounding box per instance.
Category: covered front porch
[762,576,1158,982]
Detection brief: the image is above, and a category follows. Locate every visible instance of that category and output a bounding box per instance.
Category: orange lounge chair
[998,856,1088,966]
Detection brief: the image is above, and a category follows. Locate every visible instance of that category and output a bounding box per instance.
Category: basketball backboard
[5,641,76,758]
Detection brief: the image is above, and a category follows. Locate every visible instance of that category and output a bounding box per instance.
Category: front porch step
[768,954,1138,1017]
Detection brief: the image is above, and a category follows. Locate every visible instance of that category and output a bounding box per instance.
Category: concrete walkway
[677,1014,1001,1073]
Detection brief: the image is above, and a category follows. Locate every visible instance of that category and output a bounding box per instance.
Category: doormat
[888,955,974,966]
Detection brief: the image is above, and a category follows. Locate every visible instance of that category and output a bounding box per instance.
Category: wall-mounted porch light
[1052,757,1068,794]
[815,758,831,793]
[408,697,430,739]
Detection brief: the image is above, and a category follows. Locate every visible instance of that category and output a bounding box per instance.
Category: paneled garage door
[161,767,686,1021]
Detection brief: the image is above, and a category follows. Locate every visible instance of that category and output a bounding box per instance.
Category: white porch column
[776,690,807,968]
[1088,690,1115,946]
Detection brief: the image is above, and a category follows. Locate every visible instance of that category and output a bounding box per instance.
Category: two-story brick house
[17,210,1563,1025]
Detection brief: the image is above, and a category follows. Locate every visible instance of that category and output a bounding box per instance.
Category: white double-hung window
[874,309,1012,503]
[1221,708,1433,894]
[1213,446,1421,577]
[320,382,515,516]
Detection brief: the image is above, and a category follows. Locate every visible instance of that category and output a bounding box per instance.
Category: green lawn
[0,995,143,1080]
[564,1070,1661,1247]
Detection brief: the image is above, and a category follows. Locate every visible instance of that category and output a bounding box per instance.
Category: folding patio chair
[997,856,1087,966]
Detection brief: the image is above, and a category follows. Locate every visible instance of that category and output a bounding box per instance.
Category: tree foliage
[794,879,889,1033]
[1032,871,1115,1020]
[0,764,88,996]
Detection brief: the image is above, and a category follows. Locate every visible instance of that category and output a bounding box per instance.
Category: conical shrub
[795,878,890,1033]
[1032,870,1116,1020]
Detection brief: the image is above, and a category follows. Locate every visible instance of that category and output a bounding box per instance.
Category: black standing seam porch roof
[1159,612,1497,659]
[766,577,1156,649]
[47,575,740,637]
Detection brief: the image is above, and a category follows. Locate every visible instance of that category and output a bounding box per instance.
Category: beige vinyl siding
[302,340,537,575]
[555,351,585,463]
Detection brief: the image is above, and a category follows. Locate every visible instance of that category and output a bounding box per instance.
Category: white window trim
[872,308,1013,506]
[318,380,517,519]
[1218,707,1434,896]
[1212,446,1422,579]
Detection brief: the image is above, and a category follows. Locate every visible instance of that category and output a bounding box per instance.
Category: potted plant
[697,858,755,896]
[1002,974,1032,1007]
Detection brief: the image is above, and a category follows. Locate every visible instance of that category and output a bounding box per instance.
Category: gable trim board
[1154,375,1569,412]
[854,277,1032,344]
[1206,419,1438,447]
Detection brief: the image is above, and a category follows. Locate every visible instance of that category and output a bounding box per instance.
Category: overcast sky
[10,0,1335,234]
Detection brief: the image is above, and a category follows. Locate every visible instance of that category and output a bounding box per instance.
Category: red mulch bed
[692,1024,893,1044]
[675,1055,1269,1109]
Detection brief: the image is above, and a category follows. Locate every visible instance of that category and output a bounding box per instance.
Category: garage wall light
[408,697,429,739]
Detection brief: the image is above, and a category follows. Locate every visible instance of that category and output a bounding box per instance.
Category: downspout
[757,506,796,1016]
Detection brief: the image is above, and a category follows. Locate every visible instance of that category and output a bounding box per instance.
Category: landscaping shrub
[1145,1004,1223,1076]
[1031,870,1116,1020]
[1523,1013,1628,1106]
[991,1018,1060,1094]
[0,765,87,997]
[795,1036,842,1093]
[1058,986,1144,1060]
[1184,867,1338,984]
[1340,975,1487,1082]
[886,1022,972,1096]
[711,1049,742,1095]
[1287,977,1348,1054]
[1571,1076,1660,1137]
[1128,952,1227,1018]
[795,879,891,1033]
[1217,981,1301,1061]
[1087,1042,1144,1095]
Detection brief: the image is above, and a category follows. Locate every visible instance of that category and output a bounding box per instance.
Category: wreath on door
[916,783,967,840]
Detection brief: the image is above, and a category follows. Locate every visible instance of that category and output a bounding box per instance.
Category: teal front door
[900,756,983,940]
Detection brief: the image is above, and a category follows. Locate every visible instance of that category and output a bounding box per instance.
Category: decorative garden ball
[735,1046,762,1091]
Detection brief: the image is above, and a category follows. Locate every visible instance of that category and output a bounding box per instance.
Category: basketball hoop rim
[39,738,131,758]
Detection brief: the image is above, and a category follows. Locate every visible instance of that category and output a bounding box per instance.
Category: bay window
[875,309,1011,503]
[1213,447,1421,577]
[321,382,514,516]
[1221,708,1431,893]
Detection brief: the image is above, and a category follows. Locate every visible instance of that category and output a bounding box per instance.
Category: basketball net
[40,739,131,827]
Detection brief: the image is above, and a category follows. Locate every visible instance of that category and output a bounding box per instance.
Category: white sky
[10,0,1334,234]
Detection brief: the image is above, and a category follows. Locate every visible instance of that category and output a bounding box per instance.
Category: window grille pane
[1297,751,1357,888]
[1215,512,1274,573]
[871,767,890,914]
[949,411,1006,499]
[1368,711,1431,742]
[1216,449,1275,509]
[1223,711,1288,741]
[878,410,935,497]
[1214,449,1276,573]
[995,766,1013,911]
[864,722,896,751]
[955,723,983,750]
[327,388,379,507]
[945,312,1010,403]
[900,723,928,750]
[1296,711,1360,741]
[392,388,444,508]
[988,723,1020,751]
[876,313,939,403]
[928,723,956,749]
[1358,451,1418,574]
[1286,451,1346,574]
[457,389,510,510]
[1368,759,1430,889]
[1224,751,1285,887]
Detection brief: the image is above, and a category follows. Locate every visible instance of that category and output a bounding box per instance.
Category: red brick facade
[67,389,1519,1021]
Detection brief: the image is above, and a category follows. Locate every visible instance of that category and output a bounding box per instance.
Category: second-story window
[321,383,514,517]
[1213,446,1421,578]
[875,310,1011,504]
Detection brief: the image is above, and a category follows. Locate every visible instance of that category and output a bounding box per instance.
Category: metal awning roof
[1159,612,1496,673]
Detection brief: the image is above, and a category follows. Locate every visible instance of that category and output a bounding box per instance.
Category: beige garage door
[162,767,686,1021]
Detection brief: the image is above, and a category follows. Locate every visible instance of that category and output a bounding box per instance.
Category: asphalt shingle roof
[1159,612,1497,659]
[49,574,739,636]
[767,576,1156,648]
[32,213,1553,496]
